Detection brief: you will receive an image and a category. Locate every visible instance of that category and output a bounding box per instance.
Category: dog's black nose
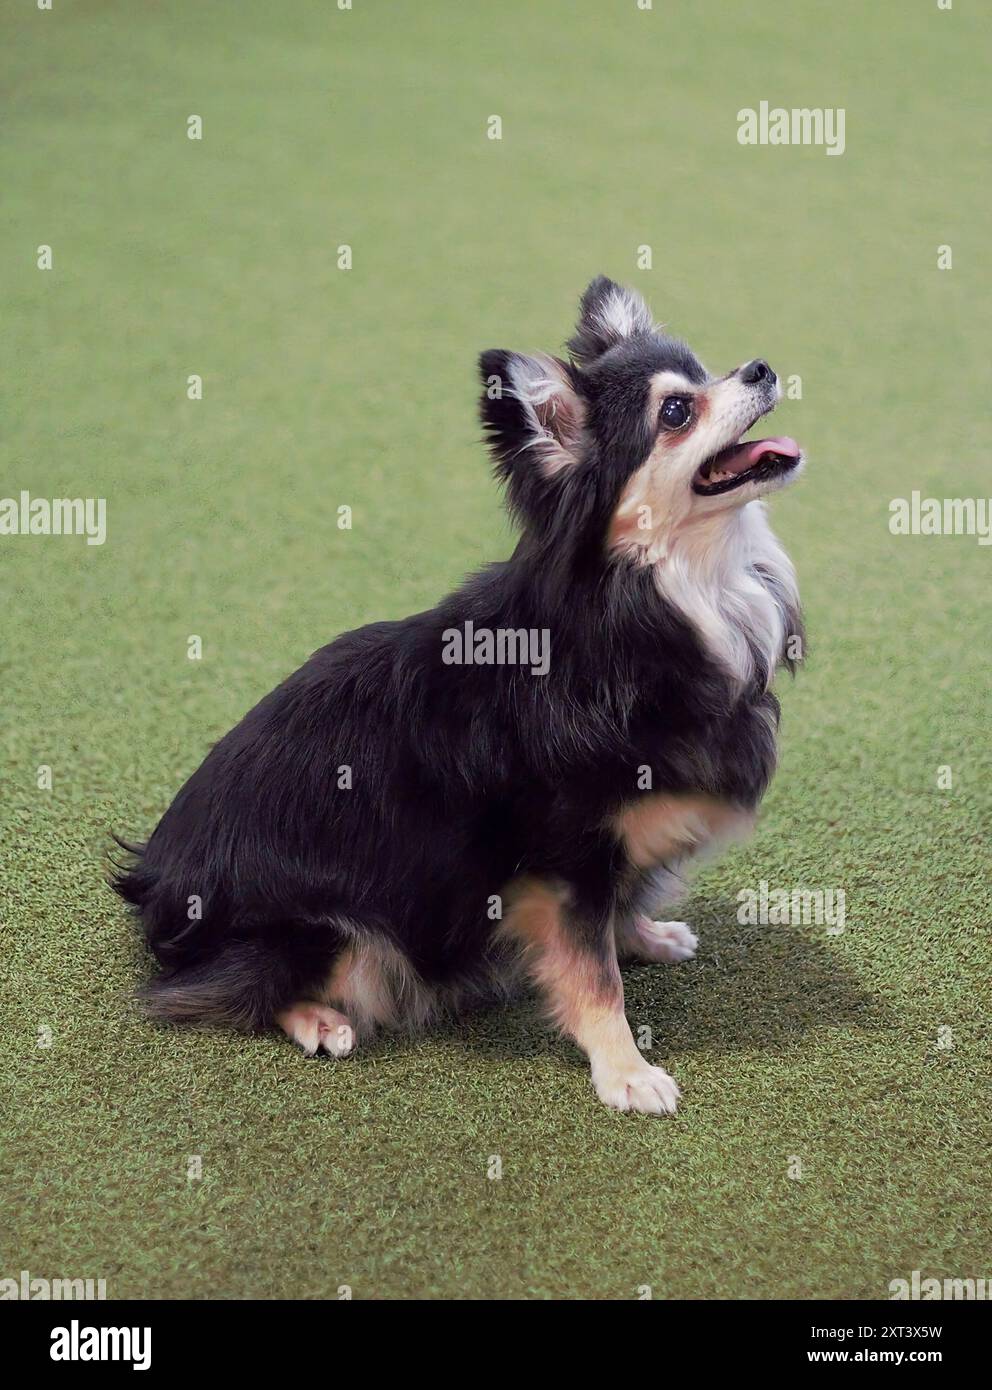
[740,358,775,385]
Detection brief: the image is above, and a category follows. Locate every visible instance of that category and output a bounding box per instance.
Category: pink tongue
[712,435,800,476]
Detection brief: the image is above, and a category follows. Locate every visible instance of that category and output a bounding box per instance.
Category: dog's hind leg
[277,1003,355,1058]
[500,877,680,1116]
[277,933,436,1057]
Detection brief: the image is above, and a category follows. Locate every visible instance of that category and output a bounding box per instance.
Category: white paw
[634,917,698,963]
[592,1061,681,1116]
[277,1003,355,1058]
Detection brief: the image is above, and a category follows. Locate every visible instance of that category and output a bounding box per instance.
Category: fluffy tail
[111,837,342,1031]
[139,940,303,1030]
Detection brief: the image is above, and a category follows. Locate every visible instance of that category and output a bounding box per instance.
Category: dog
[113,277,804,1115]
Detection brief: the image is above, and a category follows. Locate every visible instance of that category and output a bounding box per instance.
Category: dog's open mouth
[692,436,802,495]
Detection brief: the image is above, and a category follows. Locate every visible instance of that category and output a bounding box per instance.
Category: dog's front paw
[277,1003,356,1058]
[634,916,698,963]
[592,1060,681,1116]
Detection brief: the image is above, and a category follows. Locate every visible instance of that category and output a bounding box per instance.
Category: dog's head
[480,276,803,559]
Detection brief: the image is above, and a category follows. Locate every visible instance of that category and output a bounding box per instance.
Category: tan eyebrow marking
[648,369,702,408]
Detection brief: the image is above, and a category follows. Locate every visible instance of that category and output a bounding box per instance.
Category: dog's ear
[479,350,585,484]
[567,275,654,367]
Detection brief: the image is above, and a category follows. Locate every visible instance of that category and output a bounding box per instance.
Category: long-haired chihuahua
[114,277,804,1115]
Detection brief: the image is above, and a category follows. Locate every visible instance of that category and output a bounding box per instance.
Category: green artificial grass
[2,0,990,1300]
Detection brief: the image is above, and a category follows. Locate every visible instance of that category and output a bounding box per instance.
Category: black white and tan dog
[114,278,805,1115]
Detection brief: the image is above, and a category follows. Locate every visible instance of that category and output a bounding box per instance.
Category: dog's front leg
[504,880,680,1115]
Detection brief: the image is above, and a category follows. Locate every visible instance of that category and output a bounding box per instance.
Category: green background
[2,0,989,1299]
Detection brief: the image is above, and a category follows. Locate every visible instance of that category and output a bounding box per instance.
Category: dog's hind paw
[277,1003,355,1058]
[633,917,698,963]
[592,1061,681,1116]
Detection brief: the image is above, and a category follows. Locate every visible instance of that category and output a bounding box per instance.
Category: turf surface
[2,0,990,1300]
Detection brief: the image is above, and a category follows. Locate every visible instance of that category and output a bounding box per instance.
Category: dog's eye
[659,396,692,431]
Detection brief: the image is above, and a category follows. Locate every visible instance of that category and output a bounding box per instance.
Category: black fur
[113,278,801,1039]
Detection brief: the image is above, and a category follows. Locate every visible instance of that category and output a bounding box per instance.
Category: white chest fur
[651,501,799,687]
